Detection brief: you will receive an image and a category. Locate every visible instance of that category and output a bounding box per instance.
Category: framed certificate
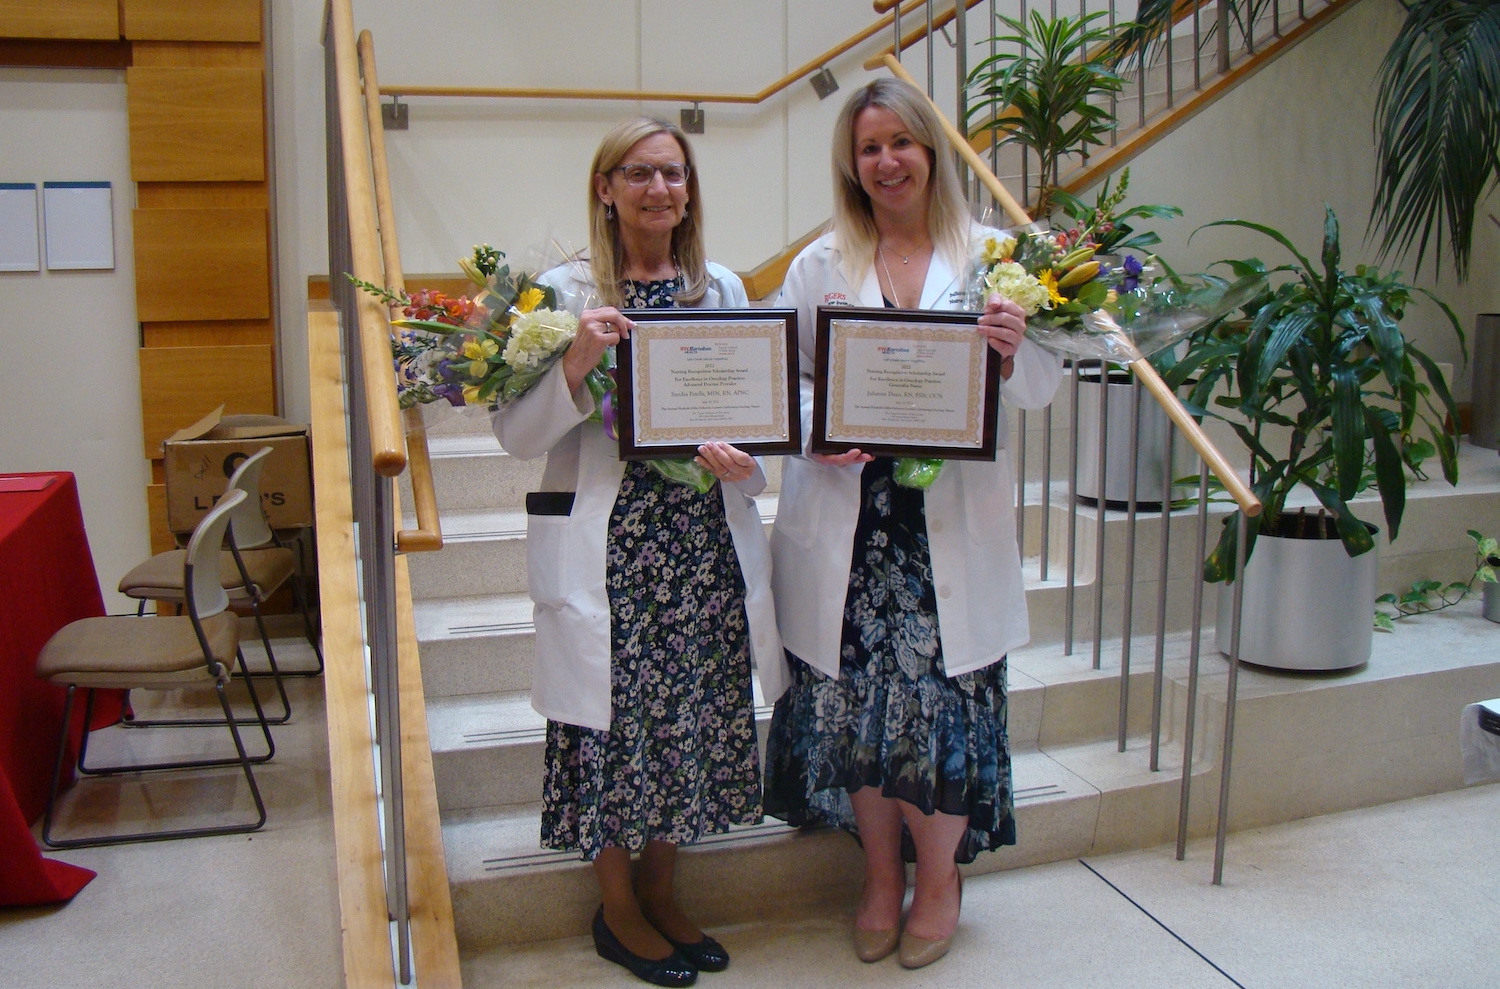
[812,306,1000,459]
[615,309,801,459]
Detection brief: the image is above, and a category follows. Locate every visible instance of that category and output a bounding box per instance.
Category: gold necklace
[878,246,909,309]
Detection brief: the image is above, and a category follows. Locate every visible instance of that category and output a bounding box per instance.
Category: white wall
[1118,0,1499,379]
[0,68,147,614]
[273,0,1495,399]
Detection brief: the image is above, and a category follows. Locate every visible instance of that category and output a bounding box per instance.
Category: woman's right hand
[563,306,633,394]
[811,448,874,467]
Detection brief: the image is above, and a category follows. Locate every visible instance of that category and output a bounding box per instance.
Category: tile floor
[4,630,1496,989]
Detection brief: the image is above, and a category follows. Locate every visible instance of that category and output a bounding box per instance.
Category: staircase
[401,394,1500,955]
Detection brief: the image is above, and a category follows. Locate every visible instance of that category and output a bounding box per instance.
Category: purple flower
[1117,254,1144,292]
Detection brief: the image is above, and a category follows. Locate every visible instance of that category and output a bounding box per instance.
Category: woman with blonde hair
[764,78,1061,969]
[493,116,784,987]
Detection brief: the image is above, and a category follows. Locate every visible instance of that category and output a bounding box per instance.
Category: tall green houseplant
[1167,207,1466,581]
[965,10,1124,217]
[1369,0,1500,281]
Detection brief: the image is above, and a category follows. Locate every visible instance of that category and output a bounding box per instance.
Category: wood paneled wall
[2,0,275,554]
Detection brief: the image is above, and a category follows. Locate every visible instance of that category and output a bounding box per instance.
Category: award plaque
[811,306,1000,459]
[615,309,801,459]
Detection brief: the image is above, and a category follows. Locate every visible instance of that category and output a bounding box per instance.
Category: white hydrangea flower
[983,261,1049,316]
[502,308,580,371]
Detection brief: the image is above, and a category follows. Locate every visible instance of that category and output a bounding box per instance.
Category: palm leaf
[1369,0,1500,280]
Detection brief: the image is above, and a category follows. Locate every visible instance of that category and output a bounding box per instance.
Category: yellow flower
[514,287,545,314]
[1038,269,1067,308]
[462,383,484,405]
[982,235,1016,265]
[463,337,499,378]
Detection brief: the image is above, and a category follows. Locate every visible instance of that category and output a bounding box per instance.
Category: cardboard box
[164,405,313,534]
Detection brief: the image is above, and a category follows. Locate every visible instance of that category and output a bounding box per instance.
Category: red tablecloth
[0,471,122,906]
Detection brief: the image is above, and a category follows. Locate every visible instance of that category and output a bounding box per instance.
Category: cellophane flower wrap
[888,174,1240,492]
[355,245,713,493]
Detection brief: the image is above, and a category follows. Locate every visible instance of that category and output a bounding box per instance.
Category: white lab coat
[492,260,788,730]
[771,226,1062,680]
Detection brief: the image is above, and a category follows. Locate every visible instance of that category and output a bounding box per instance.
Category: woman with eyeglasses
[763,79,1062,969]
[492,116,783,988]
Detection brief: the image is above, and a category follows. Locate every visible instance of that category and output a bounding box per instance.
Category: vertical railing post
[1175,466,1211,859]
[1149,427,1175,771]
[1213,510,1251,884]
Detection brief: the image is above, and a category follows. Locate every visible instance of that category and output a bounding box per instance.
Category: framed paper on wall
[811,305,1000,460]
[615,308,801,460]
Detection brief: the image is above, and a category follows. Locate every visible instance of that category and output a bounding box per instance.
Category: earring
[605,203,615,220]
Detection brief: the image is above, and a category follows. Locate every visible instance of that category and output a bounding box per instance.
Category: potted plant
[965,9,1125,218]
[1164,206,1466,669]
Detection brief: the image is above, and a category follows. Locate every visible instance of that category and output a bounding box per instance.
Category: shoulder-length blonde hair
[830,78,971,282]
[586,117,708,308]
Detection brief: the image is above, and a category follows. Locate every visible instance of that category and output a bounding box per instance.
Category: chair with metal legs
[116,446,321,725]
[35,489,274,848]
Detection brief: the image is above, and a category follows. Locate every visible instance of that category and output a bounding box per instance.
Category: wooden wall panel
[137,182,268,210]
[131,41,262,68]
[143,319,274,348]
[121,0,260,43]
[145,482,173,555]
[126,66,264,181]
[0,0,117,40]
[133,207,270,321]
[138,344,275,458]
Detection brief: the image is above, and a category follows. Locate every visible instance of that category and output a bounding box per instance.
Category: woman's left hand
[978,293,1026,360]
[695,441,755,485]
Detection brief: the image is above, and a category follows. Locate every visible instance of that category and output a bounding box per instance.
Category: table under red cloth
[0,471,123,906]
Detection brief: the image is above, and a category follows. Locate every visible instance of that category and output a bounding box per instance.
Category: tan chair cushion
[117,547,295,603]
[36,612,240,690]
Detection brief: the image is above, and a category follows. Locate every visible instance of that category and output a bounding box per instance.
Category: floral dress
[763,457,1015,863]
[540,276,762,859]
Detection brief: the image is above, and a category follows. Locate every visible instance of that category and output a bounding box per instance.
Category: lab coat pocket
[525,512,574,608]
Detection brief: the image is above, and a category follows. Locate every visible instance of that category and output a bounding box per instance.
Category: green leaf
[1365,403,1406,538]
[1368,0,1500,281]
[1330,364,1366,500]
[1306,481,1376,558]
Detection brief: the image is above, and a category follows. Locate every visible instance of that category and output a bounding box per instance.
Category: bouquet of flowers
[355,246,714,493]
[894,177,1242,491]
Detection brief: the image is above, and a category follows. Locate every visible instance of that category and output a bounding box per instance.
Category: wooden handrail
[881,55,1261,519]
[863,0,988,71]
[357,29,444,553]
[309,309,397,989]
[331,0,406,478]
[377,0,932,107]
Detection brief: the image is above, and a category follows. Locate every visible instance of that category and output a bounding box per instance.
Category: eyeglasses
[613,162,690,187]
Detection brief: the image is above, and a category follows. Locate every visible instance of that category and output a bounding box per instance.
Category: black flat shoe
[663,932,729,972]
[592,906,698,987]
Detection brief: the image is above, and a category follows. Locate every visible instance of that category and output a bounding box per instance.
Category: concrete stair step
[414,592,535,698]
[427,664,1168,814]
[400,432,544,513]
[441,737,1208,949]
[406,495,782,602]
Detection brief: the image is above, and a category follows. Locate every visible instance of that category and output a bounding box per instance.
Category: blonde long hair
[586,117,708,308]
[830,78,971,283]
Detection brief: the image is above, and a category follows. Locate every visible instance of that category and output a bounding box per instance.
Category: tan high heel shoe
[898,871,961,969]
[853,925,900,963]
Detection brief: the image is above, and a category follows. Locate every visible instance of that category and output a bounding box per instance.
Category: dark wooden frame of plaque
[811,305,1001,460]
[615,308,801,460]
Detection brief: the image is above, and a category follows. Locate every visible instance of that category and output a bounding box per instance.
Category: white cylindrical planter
[1075,367,1181,506]
[1483,580,1500,624]
[1216,524,1378,671]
